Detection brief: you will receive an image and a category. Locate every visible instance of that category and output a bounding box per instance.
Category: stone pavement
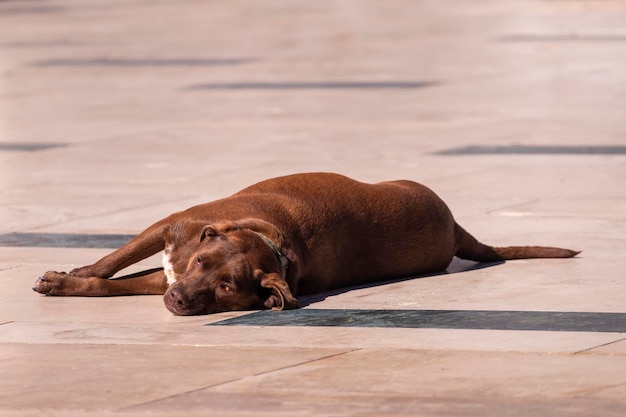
[1,1,625,416]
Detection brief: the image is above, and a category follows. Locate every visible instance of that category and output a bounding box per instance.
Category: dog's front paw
[69,266,93,277]
[33,271,72,295]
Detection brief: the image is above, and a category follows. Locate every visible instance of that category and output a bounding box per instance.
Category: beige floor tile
[0,344,350,411]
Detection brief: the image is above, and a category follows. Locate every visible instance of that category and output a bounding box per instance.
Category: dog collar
[251,231,288,279]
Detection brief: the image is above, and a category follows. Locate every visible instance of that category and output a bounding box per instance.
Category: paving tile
[1,321,623,355]
[128,349,626,417]
[212,348,626,398]
[0,344,349,411]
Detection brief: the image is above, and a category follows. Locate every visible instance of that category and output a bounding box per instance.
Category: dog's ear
[200,225,218,241]
[232,218,283,246]
[259,272,299,310]
[200,221,242,242]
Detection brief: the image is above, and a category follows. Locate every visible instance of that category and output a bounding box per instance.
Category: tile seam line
[568,382,626,398]
[52,127,166,147]
[423,163,513,187]
[2,340,620,356]
[0,265,23,273]
[117,348,361,412]
[5,332,622,356]
[573,337,626,355]
[484,198,541,215]
[13,194,197,234]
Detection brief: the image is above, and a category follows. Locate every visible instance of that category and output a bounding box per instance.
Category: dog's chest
[162,244,179,285]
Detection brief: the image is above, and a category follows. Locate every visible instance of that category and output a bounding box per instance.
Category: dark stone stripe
[0,232,135,249]
[0,5,65,15]
[33,58,255,67]
[188,81,437,91]
[0,143,67,152]
[434,145,626,156]
[498,34,626,42]
[209,309,626,333]
[2,41,87,48]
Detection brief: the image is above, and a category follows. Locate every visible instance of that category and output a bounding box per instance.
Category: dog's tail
[454,223,580,261]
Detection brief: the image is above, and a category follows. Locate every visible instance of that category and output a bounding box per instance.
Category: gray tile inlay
[2,41,88,49]
[498,34,626,42]
[33,58,255,67]
[0,143,67,152]
[434,145,626,156]
[188,81,438,90]
[0,4,65,15]
[209,309,626,333]
[0,232,135,249]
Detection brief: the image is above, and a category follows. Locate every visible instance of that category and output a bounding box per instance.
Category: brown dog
[33,173,578,315]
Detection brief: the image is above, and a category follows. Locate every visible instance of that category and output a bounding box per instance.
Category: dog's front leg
[69,217,173,279]
[33,269,169,296]
[34,217,173,295]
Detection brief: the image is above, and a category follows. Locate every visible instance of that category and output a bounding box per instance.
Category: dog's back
[234,173,458,292]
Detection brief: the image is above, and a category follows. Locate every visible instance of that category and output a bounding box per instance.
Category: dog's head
[163,220,298,315]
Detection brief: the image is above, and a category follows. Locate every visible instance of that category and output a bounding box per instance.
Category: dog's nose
[164,285,191,315]
[164,284,207,315]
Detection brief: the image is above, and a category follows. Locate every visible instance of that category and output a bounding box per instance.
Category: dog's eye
[196,256,203,265]
[220,284,232,293]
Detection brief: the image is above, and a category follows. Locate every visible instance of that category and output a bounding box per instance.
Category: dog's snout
[164,284,203,315]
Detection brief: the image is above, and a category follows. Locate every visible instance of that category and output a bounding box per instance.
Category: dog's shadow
[296,257,504,308]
